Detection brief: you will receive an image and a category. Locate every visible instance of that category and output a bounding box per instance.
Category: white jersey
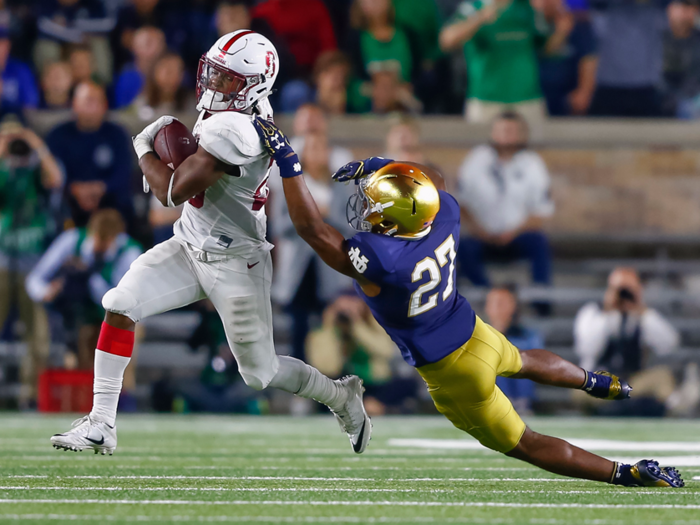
[174,110,274,257]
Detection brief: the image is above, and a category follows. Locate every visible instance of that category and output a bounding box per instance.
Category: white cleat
[332,375,372,454]
[50,415,117,455]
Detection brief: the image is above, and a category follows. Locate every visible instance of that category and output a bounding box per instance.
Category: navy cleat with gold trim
[611,460,685,488]
[581,370,632,400]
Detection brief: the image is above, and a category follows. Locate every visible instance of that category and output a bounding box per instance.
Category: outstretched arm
[253,118,370,284]
[280,173,364,281]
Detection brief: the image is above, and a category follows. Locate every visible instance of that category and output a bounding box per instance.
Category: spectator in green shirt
[346,0,423,114]
[0,120,62,409]
[440,0,572,123]
[349,0,413,82]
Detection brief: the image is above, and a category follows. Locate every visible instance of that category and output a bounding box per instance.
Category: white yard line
[0,487,448,493]
[9,515,697,524]
[4,516,700,525]
[1,499,700,509]
[0,487,695,496]
[389,438,700,452]
[6,475,578,482]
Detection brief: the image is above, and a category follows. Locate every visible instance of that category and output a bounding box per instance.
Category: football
[153,120,198,169]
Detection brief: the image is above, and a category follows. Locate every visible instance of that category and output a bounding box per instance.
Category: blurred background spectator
[34,0,115,85]
[456,112,553,304]
[312,51,351,115]
[484,285,543,415]
[288,104,353,171]
[384,116,428,164]
[439,0,571,123]
[0,119,61,410]
[39,61,73,110]
[307,294,418,416]
[252,0,336,79]
[67,44,99,87]
[662,0,700,118]
[0,26,38,119]
[46,82,134,229]
[26,209,141,369]
[130,52,195,121]
[588,0,666,117]
[574,267,679,416]
[346,0,421,114]
[270,130,354,362]
[537,0,598,116]
[113,25,165,108]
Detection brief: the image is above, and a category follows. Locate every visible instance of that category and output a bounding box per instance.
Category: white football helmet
[196,30,279,113]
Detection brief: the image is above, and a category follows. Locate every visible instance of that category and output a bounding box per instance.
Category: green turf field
[0,414,698,524]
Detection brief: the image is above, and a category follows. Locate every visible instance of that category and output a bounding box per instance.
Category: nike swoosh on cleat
[85,436,104,445]
[352,420,367,453]
[247,262,259,269]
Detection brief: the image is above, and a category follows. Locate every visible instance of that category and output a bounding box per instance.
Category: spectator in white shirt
[456,111,554,294]
[574,267,679,412]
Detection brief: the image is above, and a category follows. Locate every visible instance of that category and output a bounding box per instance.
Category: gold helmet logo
[346,162,440,238]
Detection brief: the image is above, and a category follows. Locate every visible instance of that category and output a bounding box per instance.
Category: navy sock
[610,462,636,486]
[580,370,613,397]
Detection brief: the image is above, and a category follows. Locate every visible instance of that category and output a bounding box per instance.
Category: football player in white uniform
[50,30,371,455]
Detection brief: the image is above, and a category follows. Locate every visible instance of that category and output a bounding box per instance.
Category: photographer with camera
[0,117,62,409]
[26,209,141,373]
[574,267,679,415]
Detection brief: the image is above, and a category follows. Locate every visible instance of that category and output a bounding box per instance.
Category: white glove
[132,115,176,160]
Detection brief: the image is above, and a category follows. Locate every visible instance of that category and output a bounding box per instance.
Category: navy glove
[332,157,394,184]
[251,116,303,178]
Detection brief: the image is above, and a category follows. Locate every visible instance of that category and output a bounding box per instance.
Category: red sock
[96,322,134,358]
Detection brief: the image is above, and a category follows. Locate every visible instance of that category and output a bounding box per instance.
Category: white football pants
[102,238,278,389]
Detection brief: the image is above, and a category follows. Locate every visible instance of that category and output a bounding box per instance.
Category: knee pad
[102,288,139,322]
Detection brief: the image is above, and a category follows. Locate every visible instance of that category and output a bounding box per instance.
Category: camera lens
[8,138,31,158]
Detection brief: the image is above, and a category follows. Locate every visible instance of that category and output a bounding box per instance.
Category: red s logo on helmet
[265,51,276,78]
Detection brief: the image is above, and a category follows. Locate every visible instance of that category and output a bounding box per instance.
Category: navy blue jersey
[346,191,475,367]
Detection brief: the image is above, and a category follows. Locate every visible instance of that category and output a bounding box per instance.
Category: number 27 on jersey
[409,235,457,317]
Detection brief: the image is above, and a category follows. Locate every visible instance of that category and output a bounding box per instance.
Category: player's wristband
[132,135,153,160]
[275,151,303,179]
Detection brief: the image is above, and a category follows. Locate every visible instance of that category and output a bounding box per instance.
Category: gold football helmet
[346,162,440,238]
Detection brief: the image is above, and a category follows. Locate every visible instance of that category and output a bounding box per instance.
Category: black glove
[332,157,394,184]
[251,117,303,178]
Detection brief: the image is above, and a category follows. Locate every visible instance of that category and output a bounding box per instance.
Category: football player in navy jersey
[253,117,684,488]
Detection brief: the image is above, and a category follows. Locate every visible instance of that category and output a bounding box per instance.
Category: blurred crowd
[0,0,696,122]
[0,0,698,414]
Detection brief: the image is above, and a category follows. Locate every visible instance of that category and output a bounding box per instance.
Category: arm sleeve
[345,234,388,284]
[640,309,679,357]
[573,302,612,371]
[25,230,79,302]
[525,153,555,218]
